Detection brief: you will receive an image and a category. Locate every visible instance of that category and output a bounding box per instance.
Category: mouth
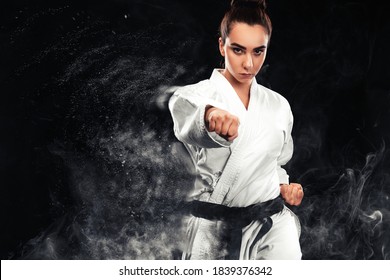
[239,73,254,79]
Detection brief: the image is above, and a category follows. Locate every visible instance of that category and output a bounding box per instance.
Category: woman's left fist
[280,183,304,206]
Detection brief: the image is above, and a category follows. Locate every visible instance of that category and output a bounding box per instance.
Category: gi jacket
[169,69,294,259]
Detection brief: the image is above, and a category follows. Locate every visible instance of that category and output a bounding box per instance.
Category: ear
[218,37,225,57]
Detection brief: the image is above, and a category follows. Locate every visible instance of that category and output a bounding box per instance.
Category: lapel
[208,69,259,205]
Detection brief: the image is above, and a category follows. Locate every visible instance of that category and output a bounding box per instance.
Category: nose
[243,54,253,70]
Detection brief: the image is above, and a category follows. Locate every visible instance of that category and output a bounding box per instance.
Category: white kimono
[169,69,301,260]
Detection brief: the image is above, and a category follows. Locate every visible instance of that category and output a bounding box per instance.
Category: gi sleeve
[168,83,232,148]
[276,107,294,184]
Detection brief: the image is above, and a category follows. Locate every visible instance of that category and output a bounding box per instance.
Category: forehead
[227,22,269,47]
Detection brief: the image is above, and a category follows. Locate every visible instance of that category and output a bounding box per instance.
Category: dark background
[1,0,389,259]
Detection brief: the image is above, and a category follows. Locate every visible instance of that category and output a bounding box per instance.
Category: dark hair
[220,0,272,44]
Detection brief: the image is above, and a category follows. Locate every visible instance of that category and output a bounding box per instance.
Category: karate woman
[169,0,304,259]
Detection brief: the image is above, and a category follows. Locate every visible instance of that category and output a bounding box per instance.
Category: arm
[169,84,239,148]
[277,107,304,206]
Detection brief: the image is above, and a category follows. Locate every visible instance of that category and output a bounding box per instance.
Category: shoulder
[256,83,291,110]
[173,79,216,98]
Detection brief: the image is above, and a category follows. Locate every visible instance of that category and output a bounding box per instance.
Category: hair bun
[230,0,267,9]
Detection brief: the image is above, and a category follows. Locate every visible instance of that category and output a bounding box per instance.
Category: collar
[210,69,258,95]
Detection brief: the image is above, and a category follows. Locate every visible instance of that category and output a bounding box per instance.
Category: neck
[222,70,251,109]
[235,85,251,109]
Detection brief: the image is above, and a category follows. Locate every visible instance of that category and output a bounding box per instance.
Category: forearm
[169,92,231,148]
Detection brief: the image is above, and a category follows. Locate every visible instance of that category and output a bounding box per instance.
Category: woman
[169,0,304,260]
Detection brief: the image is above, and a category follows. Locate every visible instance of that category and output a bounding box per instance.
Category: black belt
[182,196,285,259]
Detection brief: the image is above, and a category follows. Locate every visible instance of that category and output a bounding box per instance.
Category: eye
[254,49,264,56]
[232,47,243,54]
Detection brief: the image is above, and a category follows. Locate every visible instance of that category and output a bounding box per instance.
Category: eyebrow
[230,42,266,50]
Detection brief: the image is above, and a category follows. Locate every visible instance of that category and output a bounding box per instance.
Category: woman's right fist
[205,106,240,142]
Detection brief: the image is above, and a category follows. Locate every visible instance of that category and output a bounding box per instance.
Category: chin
[236,77,253,84]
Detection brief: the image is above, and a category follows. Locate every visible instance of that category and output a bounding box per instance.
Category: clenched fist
[205,106,240,142]
[280,183,304,206]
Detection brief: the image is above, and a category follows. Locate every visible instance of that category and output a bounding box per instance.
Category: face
[219,22,269,86]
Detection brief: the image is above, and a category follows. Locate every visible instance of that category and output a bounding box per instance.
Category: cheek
[228,54,242,68]
[254,56,266,69]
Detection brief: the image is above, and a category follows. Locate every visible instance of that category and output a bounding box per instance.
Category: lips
[239,73,254,79]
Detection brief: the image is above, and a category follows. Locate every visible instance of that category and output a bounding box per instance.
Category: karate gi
[169,69,301,260]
